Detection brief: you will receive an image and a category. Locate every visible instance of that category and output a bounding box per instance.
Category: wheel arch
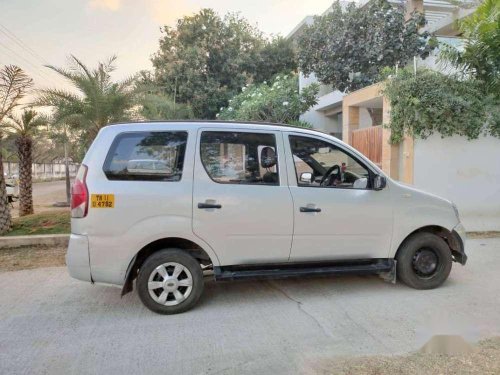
[121,236,215,296]
[394,225,465,264]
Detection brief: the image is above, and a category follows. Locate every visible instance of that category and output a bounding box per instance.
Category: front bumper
[66,234,92,282]
[451,223,467,265]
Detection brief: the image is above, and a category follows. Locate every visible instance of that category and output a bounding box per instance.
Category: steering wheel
[320,164,341,186]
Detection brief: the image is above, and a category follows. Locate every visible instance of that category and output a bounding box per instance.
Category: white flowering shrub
[218,74,318,126]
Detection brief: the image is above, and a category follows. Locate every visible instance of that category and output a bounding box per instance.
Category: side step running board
[214,259,395,282]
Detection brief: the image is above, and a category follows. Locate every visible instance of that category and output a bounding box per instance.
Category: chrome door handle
[300,206,321,213]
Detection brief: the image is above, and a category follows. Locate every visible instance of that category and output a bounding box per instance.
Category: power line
[0,40,53,85]
[0,23,50,65]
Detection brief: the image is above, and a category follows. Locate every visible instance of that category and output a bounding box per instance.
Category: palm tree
[1,109,48,216]
[35,55,136,146]
[0,65,33,233]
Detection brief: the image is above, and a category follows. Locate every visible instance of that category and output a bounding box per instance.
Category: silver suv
[67,121,467,314]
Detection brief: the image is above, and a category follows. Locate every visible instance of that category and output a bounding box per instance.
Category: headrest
[260,146,277,168]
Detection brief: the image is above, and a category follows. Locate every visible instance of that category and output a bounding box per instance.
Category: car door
[192,128,294,266]
[284,132,394,261]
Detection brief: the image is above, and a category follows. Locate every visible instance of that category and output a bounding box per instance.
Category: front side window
[103,131,187,181]
[289,135,370,189]
[200,131,279,185]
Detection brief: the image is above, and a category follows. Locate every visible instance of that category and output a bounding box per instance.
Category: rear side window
[103,131,188,181]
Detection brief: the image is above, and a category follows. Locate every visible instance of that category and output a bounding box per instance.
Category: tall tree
[0,65,33,233]
[35,55,136,147]
[297,0,436,93]
[1,109,48,216]
[254,37,298,83]
[134,71,194,120]
[219,74,318,125]
[151,9,298,119]
[440,0,500,97]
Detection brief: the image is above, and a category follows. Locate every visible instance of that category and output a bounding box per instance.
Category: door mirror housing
[373,175,387,190]
[300,172,313,184]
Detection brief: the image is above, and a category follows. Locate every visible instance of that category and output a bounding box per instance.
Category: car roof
[104,120,332,137]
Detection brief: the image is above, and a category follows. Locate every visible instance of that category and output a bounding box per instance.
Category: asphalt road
[1,238,499,374]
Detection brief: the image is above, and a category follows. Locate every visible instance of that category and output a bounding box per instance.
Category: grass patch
[5,210,70,236]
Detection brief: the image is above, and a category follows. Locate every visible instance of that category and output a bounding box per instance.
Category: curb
[0,234,69,249]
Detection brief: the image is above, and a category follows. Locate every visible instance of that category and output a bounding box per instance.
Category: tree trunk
[16,136,34,216]
[0,145,12,234]
[64,142,70,204]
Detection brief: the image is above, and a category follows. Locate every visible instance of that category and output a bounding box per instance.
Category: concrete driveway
[1,238,499,374]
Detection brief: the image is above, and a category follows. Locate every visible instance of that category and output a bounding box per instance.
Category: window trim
[199,130,281,187]
[288,133,376,190]
[102,130,188,182]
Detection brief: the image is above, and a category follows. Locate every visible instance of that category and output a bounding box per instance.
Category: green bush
[382,68,500,144]
[218,74,318,125]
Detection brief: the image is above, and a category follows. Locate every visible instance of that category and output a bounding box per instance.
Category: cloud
[146,0,197,25]
[89,0,122,11]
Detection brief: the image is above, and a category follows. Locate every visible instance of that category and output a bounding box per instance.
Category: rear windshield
[103,131,188,181]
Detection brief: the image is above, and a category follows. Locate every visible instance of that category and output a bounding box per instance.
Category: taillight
[71,165,89,218]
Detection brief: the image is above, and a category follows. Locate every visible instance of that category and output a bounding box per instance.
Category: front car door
[284,132,394,261]
[192,128,294,265]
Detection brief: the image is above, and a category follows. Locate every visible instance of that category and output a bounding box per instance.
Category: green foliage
[298,0,435,93]
[151,9,298,119]
[134,71,194,120]
[0,65,33,123]
[254,37,297,84]
[1,109,48,138]
[440,0,500,96]
[218,74,318,124]
[139,93,194,120]
[382,68,500,144]
[36,55,136,146]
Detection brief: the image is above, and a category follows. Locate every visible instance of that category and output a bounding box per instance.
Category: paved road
[32,179,68,200]
[1,238,499,374]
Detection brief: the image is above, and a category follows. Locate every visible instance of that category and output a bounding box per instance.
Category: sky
[0,0,334,92]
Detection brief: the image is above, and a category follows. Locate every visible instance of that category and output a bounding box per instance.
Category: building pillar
[342,105,359,145]
[381,97,399,180]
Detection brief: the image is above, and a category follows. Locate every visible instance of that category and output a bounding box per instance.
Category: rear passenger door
[192,129,294,266]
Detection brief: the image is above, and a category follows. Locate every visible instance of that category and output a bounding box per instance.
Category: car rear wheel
[396,232,452,289]
[137,249,204,314]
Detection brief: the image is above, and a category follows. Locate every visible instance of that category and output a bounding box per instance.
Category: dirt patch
[467,231,500,239]
[0,246,66,272]
[306,337,500,375]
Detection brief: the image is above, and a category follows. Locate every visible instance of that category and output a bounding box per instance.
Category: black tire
[396,232,452,289]
[137,249,204,314]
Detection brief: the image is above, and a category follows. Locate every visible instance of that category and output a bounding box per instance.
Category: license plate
[91,194,115,208]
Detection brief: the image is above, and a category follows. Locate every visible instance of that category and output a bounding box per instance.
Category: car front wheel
[396,232,452,289]
[137,249,204,314]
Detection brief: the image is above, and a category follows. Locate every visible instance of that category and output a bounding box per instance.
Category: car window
[103,131,187,181]
[200,131,279,185]
[289,135,370,189]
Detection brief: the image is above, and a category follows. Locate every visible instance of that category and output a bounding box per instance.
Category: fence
[3,162,79,181]
[351,125,383,166]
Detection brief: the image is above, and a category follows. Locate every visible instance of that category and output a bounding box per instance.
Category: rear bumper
[451,223,467,265]
[66,234,92,282]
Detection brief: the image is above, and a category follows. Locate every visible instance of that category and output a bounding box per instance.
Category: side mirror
[353,177,368,189]
[373,175,387,190]
[300,172,313,184]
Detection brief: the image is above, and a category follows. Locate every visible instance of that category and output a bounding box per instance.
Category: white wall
[413,135,500,231]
